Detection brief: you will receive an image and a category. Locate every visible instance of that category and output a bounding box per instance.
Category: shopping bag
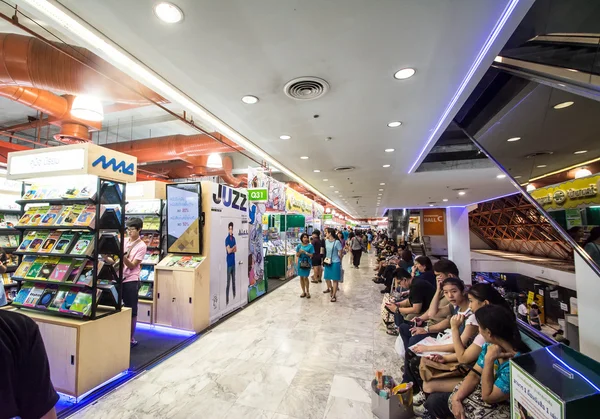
[340,267,345,283]
[395,334,406,359]
[419,357,462,381]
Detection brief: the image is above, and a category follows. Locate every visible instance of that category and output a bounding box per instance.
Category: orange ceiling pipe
[141,155,243,187]
[0,33,166,104]
[106,133,243,164]
[220,155,243,188]
[0,85,69,118]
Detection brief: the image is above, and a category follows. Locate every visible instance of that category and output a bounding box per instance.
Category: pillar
[446,207,472,284]
[574,253,600,361]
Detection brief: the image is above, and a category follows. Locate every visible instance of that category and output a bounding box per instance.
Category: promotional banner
[312,202,325,220]
[267,177,286,211]
[423,208,446,236]
[285,187,313,215]
[166,183,202,254]
[511,362,564,419]
[210,183,249,321]
[247,168,267,302]
[530,175,600,211]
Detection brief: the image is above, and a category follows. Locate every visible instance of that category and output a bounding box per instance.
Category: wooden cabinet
[5,307,131,398]
[155,257,210,333]
[138,301,153,324]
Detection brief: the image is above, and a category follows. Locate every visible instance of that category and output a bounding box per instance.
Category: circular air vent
[334,166,355,172]
[284,77,330,101]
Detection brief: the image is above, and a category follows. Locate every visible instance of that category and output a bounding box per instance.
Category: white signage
[560,302,568,312]
[511,363,564,419]
[8,149,85,176]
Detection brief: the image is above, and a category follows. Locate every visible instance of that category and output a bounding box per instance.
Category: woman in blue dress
[323,227,343,302]
[296,233,314,298]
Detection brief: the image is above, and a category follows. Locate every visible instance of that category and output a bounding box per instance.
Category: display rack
[0,175,24,301]
[11,178,126,320]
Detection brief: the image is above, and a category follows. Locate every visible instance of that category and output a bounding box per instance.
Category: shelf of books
[0,174,24,302]
[10,178,127,320]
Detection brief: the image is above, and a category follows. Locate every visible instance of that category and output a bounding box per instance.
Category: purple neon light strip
[382,191,520,212]
[408,0,521,174]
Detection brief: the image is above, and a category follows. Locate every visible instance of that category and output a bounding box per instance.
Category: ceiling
[11,0,534,217]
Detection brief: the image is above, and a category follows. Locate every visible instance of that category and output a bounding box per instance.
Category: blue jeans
[226,265,236,304]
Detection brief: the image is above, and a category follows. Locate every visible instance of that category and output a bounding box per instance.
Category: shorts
[312,257,322,267]
[122,281,140,317]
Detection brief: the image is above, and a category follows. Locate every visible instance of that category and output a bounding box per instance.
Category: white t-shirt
[518,304,528,317]
[458,308,479,327]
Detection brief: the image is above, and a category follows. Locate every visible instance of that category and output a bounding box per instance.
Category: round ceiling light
[380,183,385,185]
[575,168,592,178]
[574,150,588,154]
[387,121,402,128]
[153,2,184,23]
[385,148,395,153]
[207,153,223,169]
[429,204,434,207]
[383,164,391,168]
[323,178,328,181]
[526,184,536,192]
[280,135,291,140]
[507,137,521,142]
[394,68,416,80]
[300,156,309,160]
[458,191,466,196]
[378,188,384,191]
[329,185,334,188]
[71,95,104,121]
[313,169,321,173]
[496,174,507,179]
[442,198,448,202]
[241,95,259,104]
[553,101,574,110]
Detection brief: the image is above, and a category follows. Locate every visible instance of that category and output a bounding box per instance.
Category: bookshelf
[0,175,24,301]
[11,177,126,320]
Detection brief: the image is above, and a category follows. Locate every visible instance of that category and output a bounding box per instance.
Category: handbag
[449,382,510,418]
[299,258,311,269]
[419,357,463,382]
[323,239,339,267]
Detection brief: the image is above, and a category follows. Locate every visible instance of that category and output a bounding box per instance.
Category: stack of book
[142,250,160,265]
[0,213,20,229]
[0,235,20,248]
[17,204,121,229]
[21,184,94,201]
[16,231,95,256]
[12,283,103,317]
[140,233,161,248]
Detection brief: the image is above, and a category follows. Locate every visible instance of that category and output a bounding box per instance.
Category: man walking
[225,222,237,305]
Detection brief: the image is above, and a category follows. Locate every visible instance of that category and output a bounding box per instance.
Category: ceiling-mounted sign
[530,175,600,211]
[323,214,333,220]
[248,188,268,202]
[422,208,446,236]
[285,187,313,215]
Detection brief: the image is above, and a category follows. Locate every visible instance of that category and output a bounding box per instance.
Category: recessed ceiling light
[507,137,521,142]
[574,150,588,154]
[387,121,402,128]
[383,164,391,168]
[300,156,309,160]
[323,178,328,181]
[496,174,507,179]
[379,189,384,191]
[380,183,385,185]
[378,194,382,196]
[280,135,291,140]
[394,68,416,80]
[458,191,466,196]
[241,95,259,104]
[537,164,547,168]
[153,2,184,23]
[429,204,434,207]
[385,148,395,153]
[553,101,574,110]
[313,169,321,173]
[329,185,334,188]
[334,191,339,193]
[442,198,448,202]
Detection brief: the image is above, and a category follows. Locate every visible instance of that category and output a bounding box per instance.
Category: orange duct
[141,155,243,187]
[105,133,243,164]
[0,33,165,104]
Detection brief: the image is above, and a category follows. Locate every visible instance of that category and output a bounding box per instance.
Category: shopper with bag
[349,232,363,269]
[424,305,528,419]
[323,228,343,302]
[296,233,314,299]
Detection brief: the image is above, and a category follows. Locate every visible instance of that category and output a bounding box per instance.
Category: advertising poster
[210,183,249,321]
[530,175,599,211]
[166,183,202,254]
[247,168,267,302]
[285,187,313,215]
[511,362,564,419]
[267,177,286,211]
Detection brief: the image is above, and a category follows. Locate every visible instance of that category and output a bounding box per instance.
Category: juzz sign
[92,155,135,175]
[212,184,248,212]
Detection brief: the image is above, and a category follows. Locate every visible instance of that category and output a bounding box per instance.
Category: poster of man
[225,221,237,305]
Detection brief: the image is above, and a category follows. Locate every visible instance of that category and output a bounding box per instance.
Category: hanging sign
[285,187,313,215]
[560,302,569,312]
[248,188,269,202]
[422,208,446,236]
[323,214,333,220]
[530,175,600,211]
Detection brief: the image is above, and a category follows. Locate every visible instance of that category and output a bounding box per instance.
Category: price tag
[248,188,268,202]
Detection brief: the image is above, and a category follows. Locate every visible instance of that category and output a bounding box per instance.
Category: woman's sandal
[306,293,311,299]
[386,328,399,336]
[300,293,307,298]
[323,289,331,293]
[330,296,337,302]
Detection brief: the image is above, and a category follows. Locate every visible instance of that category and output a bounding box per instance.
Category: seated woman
[424,304,529,419]
[413,283,512,412]
[412,255,436,288]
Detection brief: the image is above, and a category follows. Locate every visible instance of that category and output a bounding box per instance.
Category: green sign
[248,188,268,202]
[323,214,333,220]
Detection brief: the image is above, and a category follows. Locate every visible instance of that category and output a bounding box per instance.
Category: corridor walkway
[72,254,401,419]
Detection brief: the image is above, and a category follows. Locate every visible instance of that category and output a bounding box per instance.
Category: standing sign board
[510,344,600,418]
[209,183,249,321]
[166,183,202,254]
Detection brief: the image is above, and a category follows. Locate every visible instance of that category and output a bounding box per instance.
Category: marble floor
[70,254,402,419]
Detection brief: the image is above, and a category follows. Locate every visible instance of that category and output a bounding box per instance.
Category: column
[574,253,600,361]
[446,207,472,284]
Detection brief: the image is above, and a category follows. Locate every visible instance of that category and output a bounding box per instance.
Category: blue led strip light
[408,0,521,173]
[544,347,600,393]
[136,322,197,337]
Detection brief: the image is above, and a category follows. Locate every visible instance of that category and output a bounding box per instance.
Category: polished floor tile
[68,254,399,419]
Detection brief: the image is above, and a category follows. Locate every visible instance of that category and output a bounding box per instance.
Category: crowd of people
[371,234,531,418]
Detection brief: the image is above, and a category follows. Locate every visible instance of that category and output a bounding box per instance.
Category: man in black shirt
[385,268,436,322]
[0,310,59,419]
